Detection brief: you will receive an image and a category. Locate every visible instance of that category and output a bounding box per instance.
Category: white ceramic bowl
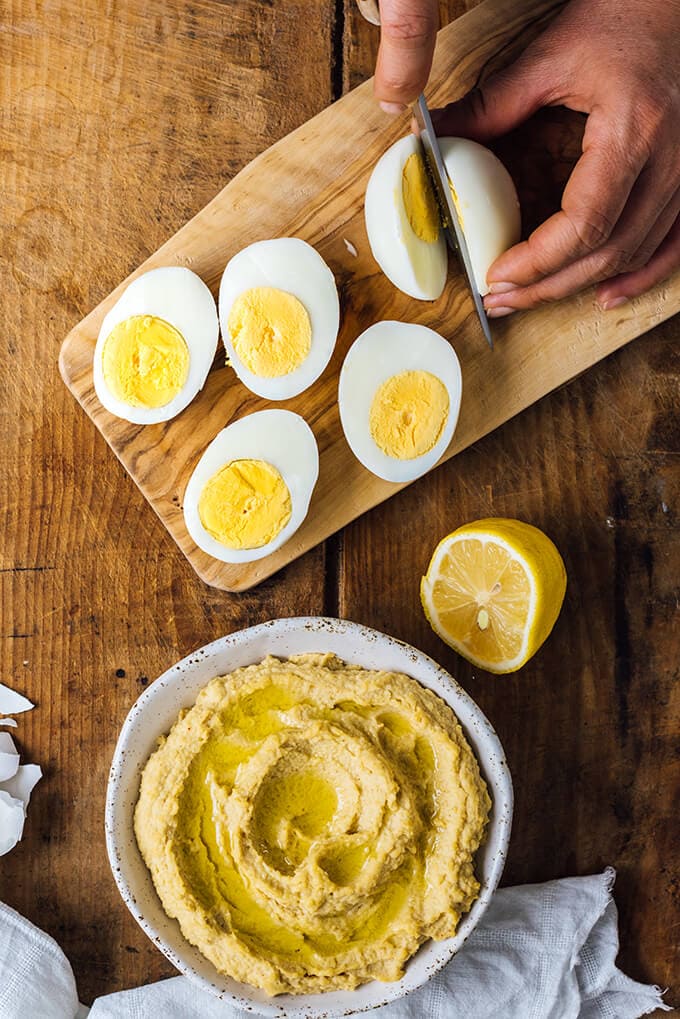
[106,617,513,1018]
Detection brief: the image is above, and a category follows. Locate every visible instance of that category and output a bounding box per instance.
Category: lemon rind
[420,528,542,674]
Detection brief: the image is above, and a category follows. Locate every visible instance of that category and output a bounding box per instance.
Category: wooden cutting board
[59,0,680,592]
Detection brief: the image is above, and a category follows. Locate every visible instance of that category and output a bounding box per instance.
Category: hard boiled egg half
[365,134,447,301]
[219,238,340,400]
[183,410,318,564]
[339,321,462,483]
[93,267,219,424]
[364,134,520,300]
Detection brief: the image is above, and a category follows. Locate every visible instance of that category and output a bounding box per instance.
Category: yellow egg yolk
[198,459,292,550]
[102,315,190,409]
[401,152,440,244]
[228,287,312,378]
[369,370,449,460]
[448,181,465,231]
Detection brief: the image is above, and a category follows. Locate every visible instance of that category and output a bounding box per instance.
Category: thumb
[374,0,439,111]
[430,50,555,141]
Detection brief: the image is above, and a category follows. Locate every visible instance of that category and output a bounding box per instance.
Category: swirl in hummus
[134,653,491,995]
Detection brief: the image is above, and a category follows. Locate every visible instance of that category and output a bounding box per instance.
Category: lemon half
[420,518,567,674]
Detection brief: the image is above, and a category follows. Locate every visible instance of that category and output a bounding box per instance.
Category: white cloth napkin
[0,869,671,1019]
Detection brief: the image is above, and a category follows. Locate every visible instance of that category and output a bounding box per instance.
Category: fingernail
[600,296,628,311]
[380,101,407,114]
[486,306,516,319]
[488,282,517,295]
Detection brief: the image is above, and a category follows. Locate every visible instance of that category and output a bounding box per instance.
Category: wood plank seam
[331,0,346,102]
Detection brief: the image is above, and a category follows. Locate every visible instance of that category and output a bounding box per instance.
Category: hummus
[134,653,491,995]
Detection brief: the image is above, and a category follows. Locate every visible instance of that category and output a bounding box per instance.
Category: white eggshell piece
[364,134,447,301]
[0,732,16,754]
[0,790,25,855]
[339,321,462,484]
[2,763,42,810]
[183,410,319,564]
[0,718,18,728]
[439,137,521,296]
[219,238,340,401]
[0,733,19,782]
[0,683,33,714]
[93,266,219,425]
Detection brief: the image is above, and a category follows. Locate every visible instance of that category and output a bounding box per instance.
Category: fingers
[485,177,678,313]
[484,193,680,315]
[374,0,439,112]
[487,113,647,288]
[596,213,680,307]
[483,166,680,313]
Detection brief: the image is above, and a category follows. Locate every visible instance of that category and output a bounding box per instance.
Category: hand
[376,0,680,312]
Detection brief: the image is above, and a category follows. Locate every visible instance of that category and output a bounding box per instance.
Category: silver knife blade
[414,94,493,350]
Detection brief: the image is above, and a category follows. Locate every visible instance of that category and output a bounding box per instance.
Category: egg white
[338,321,462,483]
[218,238,340,400]
[183,410,319,564]
[439,137,521,296]
[93,266,219,425]
[364,134,448,302]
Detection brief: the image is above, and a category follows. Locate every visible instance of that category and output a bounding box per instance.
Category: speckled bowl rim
[106,617,513,1018]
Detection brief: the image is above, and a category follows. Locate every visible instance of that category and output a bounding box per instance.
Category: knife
[354,0,493,348]
[413,95,494,349]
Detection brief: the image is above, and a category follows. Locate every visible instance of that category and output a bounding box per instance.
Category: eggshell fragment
[0,732,16,753]
[0,732,20,782]
[0,718,18,728]
[0,789,25,856]
[2,763,42,810]
[0,683,34,714]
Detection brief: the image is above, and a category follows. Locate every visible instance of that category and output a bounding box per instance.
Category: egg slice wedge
[93,267,219,424]
[183,410,319,564]
[339,321,462,483]
[219,238,340,400]
[439,137,521,296]
[365,134,447,301]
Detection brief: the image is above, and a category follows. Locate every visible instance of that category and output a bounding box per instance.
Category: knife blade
[413,94,494,350]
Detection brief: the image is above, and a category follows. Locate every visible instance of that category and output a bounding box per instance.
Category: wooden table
[1,0,677,1009]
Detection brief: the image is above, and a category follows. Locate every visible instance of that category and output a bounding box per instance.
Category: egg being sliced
[93,267,219,425]
[183,410,319,564]
[339,321,462,483]
[364,134,447,301]
[440,137,521,296]
[218,238,340,400]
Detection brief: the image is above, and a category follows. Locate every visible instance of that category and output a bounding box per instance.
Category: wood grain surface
[58,0,680,594]
[1,0,678,1011]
